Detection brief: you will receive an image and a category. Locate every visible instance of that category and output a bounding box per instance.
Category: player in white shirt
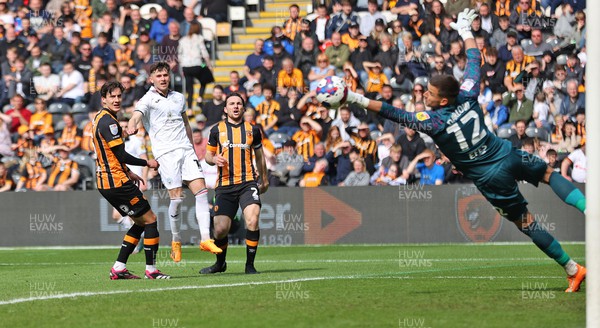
[561,143,587,183]
[127,62,222,262]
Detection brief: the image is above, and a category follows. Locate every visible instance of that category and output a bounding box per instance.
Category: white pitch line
[0,258,566,266]
[0,242,585,251]
[0,274,570,306]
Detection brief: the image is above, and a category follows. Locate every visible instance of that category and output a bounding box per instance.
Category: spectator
[41,26,71,73]
[0,112,14,158]
[192,128,208,161]
[452,53,467,82]
[179,6,197,37]
[490,15,512,49]
[259,56,278,88]
[363,62,389,97]
[244,39,265,78]
[503,84,534,125]
[6,57,33,101]
[546,148,560,173]
[255,84,281,135]
[282,4,302,41]
[326,141,358,185]
[0,26,26,61]
[311,5,329,43]
[478,3,499,34]
[202,85,225,129]
[572,10,586,51]
[277,58,304,94]
[37,146,80,191]
[275,88,302,137]
[120,74,143,114]
[509,0,543,40]
[326,0,359,39]
[391,0,419,27]
[57,62,85,106]
[395,127,426,161]
[508,120,528,149]
[122,8,152,37]
[430,54,453,78]
[150,9,173,43]
[342,22,362,52]
[28,98,52,142]
[178,21,213,108]
[224,71,247,100]
[552,64,568,97]
[360,0,385,38]
[325,32,351,72]
[532,92,551,130]
[396,33,424,82]
[74,42,93,78]
[302,142,328,174]
[438,15,460,53]
[340,158,370,186]
[402,149,444,185]
[15,150,46,191]
[26,45,51,77]
[561,143,586,183]
[299,158,329,187]
[272,41,293,74]
[559,79,585,119]
[295,37,319,82]
[349,122,378,173]
[324,125,343,152]
[424,0,446,37]
[444,0,471,19]
[405,83,425,113]
[160,20,182,73]
[58,113,82,152]
[373,33,399,81]
[248,83,265,109]
[33,63,59,102]
[292,116,322,161]
[485,93,509,132]
[520,60,545,101]
[272,139,304,187]
[263,26,294,56]
[342,62,360,93]
[0,162,13,192]
[11,125,35,158]
[555,121,581,154]
[481,47,506,93]
[371,163,406,186]
[498,30,519,64]
[565,54,583,84]
[294,19,319,56]
[332,105,360,141]
[165,0,185,22]
[5,95,31,134]
[523,28,553,59]
[308,53,335,91]
[381,143,410,172]
[85,56,106,98]
[80,110,97,155]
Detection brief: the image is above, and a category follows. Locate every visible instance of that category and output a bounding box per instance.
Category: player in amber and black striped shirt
[202,93,269,275]
[93,81,170,280]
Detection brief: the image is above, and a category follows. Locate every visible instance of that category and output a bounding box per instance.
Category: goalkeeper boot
[565,264,586,292]
[200,239,223,254]
[170,241,182,262]
[199,262,227,274]
[110,268,140,280]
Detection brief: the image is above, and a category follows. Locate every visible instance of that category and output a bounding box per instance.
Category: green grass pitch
[0,244,585,327]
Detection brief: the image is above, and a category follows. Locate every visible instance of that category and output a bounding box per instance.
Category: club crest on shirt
[416,112,430,121]
[109,124,119,135]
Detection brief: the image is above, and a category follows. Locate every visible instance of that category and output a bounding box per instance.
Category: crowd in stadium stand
[0,0,587,191]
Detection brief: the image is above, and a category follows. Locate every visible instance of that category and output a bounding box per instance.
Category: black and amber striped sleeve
[97,115,123,149]
[207,124,220,153]
[252,124,262,149]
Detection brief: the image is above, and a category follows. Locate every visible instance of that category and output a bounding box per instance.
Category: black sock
[245,230,260,266]
[215,237,228,266]
[116,224,144,264]
[143,222,160,267]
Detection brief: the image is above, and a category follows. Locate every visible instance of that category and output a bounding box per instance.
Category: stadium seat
[73,154,96,190]
[246,0,260,13]
[497,127,515,139]
[139,3,162,20]
[400,94,412,105]
[217,22,232,45]
[25,103,36,113]
[228,6,246,28]
[269,132,290,147]
[526,127,550,142]
[370,130,382,141]
[70,103,88,114]
[48,102,71,114]
[2,104,11,112]
[54,120,66,132]
[520,39,532,48]
[414,76,429,88]
[304,13,318,21]
[556,54,568,65]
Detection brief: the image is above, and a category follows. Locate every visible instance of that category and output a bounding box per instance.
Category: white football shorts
[156,148,204,189]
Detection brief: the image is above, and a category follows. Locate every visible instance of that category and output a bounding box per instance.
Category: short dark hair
[149,61,171,75]
[225,92,246,108]
[289,4,299,10]
[522,137,535,148]
[101,81,124,98]
[429,75,460,101]
[262,84,275,94]
[546,149,557,156]
[213,84,224,92]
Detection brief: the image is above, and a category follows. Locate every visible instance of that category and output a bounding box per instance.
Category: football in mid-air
[315,76,348,108]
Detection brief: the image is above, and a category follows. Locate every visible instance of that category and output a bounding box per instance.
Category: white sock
[117,217,133,229]
[146,265,157,272]
[195,189,211,241]
[564,259,578,276]
[113,261,126,271]
[168,198,183,242]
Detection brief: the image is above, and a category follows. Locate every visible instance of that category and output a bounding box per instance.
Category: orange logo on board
[455,186,503,242]
[303,189,362,244]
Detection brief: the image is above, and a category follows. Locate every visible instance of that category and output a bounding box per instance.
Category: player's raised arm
[450,8,481,100]
[127,110,143,136]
